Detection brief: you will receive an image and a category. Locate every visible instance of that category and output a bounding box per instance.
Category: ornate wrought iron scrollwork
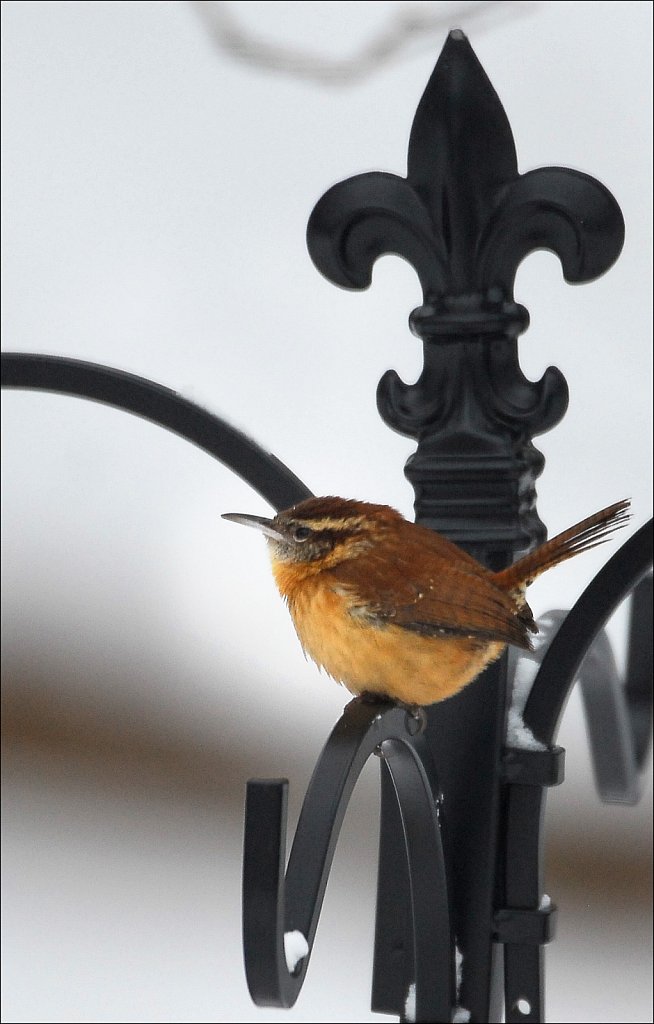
[307,29,624,553]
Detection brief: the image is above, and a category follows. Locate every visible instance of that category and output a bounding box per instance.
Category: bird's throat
[268,550,324,601]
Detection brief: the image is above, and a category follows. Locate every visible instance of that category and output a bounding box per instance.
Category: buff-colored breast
[281,573,505,705]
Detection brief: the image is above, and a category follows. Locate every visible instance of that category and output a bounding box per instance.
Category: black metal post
[307,30,625,1022]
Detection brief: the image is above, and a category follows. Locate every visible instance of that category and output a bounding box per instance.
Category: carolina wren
[222,497,630,706]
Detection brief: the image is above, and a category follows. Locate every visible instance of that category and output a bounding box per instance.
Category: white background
[2,2,652,1022]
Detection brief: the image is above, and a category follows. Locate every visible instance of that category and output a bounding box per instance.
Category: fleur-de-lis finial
[307,30,624,558]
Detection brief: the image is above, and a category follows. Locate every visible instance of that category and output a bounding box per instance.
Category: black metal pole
[307,30,625,1022]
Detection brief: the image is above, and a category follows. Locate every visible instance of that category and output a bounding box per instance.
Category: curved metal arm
[243,699,453,1020]
[578,574,652,804]
[509,576,652,806]
[523,519,653,749]
[1,352,312,512]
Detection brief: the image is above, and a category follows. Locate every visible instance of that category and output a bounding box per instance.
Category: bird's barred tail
[495,499,632,592]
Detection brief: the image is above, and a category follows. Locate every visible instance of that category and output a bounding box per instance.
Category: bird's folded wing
[329,547,533,649]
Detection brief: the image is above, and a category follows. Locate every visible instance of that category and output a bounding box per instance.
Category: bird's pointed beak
[221,512,286,542]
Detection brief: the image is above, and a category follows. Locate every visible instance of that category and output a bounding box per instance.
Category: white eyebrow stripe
[295,516,366,532]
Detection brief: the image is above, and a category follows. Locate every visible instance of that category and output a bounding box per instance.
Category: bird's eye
[292,525,312,542]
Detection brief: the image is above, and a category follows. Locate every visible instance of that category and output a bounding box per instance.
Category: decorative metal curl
[243,698,453,1021]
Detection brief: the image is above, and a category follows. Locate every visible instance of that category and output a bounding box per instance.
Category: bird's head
[222,495,403,569]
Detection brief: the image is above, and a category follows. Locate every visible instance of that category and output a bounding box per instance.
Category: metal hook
[242,698,454,1020]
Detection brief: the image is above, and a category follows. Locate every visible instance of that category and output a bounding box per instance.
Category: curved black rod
[1,352,313,513]
[524,518,653,745]
[508,594,652,805]
[501,522,653,1024]
[243,698,453,1020]
[578,578,652,804]
[624,572,653,770]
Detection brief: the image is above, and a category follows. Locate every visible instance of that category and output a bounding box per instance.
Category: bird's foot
[347,694,426,735]
[356,691,394,705]
[346,691,394,712]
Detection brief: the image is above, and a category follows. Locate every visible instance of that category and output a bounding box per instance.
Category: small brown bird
[222,496,630,707]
